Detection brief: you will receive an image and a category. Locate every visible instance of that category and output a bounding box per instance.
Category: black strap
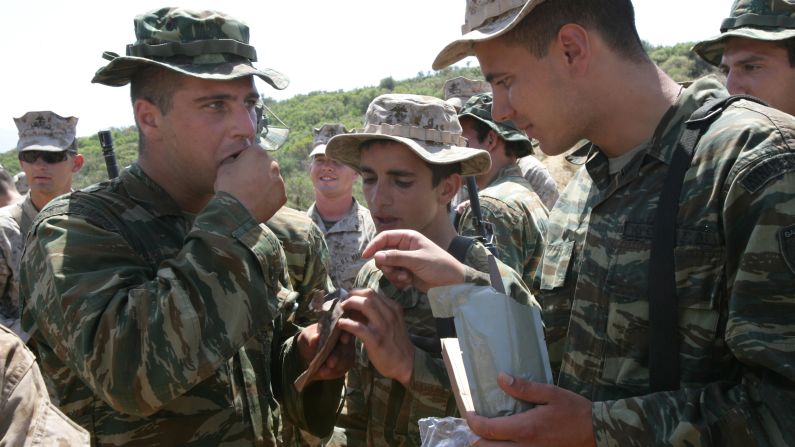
[648,94,765,392]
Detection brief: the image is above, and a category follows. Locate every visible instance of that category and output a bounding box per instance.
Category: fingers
[497,373,552,405]
[361,229,425,258]
[466,410,535,443]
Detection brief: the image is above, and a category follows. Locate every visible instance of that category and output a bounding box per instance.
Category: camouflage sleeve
[20,193,286,417]
[293,222,335,326]
[592,169,795,445]
[0,327,91,445]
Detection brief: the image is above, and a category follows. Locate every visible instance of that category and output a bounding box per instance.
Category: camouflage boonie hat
[444,76,492,111]
[325,94,491,176]
[14,111,78,153]
[310,124,349,157]
[433,0,547,70]
[92,7,288,89]
[693,0,795,66]
[459,92,533,157]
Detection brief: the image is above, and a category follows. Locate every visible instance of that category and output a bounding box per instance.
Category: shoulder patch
[740,152,795,193]
[780,225,795,275]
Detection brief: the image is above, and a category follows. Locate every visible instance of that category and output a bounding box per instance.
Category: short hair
[502,0,648,63]
[781,37,795,67]
[464,117,526,158]
[130,66,184,152]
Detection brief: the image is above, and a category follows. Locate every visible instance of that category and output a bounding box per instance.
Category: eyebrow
[359,166,415,178]
[193,91,260,103]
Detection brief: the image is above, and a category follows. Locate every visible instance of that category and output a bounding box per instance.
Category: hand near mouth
[215,144,286,222]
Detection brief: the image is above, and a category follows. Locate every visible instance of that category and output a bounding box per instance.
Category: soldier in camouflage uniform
[694,0,795,116]
[0,112,84,340]
[324,94,538,446]
[20,7,351,446]
[372,0,795,445]
[0,323,90,445]
[307,124,376,291]
[0,168,21,208]
[457,92,549,287]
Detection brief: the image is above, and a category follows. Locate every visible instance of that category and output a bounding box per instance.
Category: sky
[0,0,728,151]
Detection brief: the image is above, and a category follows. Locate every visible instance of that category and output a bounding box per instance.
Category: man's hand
[336,288,415,388]
[215,144,286,223]
[296,323,354,381]
[361,230,468,292]
[466,373,596,447]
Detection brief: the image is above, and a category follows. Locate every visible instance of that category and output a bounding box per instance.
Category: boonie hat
[14,111,78,153]
[444,76,492,111]
[93,7,288,90]
[433,0,547,70]
[459,92,533,157]
[325,94,491,176]
[693,0,795,66]
[310,124,349,157]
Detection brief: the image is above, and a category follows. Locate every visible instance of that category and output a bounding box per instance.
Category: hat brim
[91,56,289,90]
[325,133,491,177]
[693,28,795,66]
[432,0,543,70]
[458,112,533,157]
[19,144,74,153]
[309,144,327,158]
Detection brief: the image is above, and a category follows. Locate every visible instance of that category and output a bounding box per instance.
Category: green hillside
[0,42,716,210]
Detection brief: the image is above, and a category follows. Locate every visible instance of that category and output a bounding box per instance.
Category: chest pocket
[538,240,576,291]
[602,222,727,389]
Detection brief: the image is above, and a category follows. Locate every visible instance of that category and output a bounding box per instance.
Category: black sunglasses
[18,151,69,164]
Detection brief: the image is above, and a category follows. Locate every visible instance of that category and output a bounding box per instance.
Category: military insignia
[779,224,795,274]
[32,115,49,129]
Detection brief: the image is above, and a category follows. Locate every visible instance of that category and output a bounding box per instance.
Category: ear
[437,172,462,206]
[134,99,163,142]
[486,130,499,153]
[71,154,85,173]
[556,23,590,76]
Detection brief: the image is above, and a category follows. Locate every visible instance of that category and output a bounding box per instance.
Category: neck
[421,210,458,253]
[30,190,62,211]
[476,157,512,189]
[138,157,211,214]
[587,62,681,157]
[314,194,353,221]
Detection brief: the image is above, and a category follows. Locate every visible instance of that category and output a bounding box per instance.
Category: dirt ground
[534,147,582,195]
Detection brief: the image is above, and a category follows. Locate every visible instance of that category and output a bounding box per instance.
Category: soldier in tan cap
[324,93,537,446]
[0,111,84,339]
[694,0,795,116]
[306,124,376,291]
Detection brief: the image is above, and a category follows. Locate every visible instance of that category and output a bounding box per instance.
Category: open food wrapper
[427,282,552,418]
[419,417,479,447]
[293,289,348,392]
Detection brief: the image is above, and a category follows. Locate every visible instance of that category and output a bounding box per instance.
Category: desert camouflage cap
[310,124,349,157]
[444,76,492,111]
[92,7,288,90]
[693,0,795,66]
[325,94,491,176]
[14,111,78,153]
[459,92,533,157]
[433,0,547,70]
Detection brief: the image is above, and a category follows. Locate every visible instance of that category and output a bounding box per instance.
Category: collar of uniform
[308,198,363,234]
[585,76,728,189]
[121,163,184,217]
[485,163,525,189]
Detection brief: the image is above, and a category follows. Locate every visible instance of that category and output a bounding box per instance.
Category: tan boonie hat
[444,76,492,111]
[325,94,491,176]
[433,0,546,70]
[693,0,795,66]
[14,111,78,153]
[310,124,349,157]
[93,7,288,90]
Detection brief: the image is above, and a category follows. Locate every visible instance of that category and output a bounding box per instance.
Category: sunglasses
[19,151,69,164]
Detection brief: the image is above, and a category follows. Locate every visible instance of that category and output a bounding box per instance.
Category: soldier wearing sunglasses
[0,111,83,339]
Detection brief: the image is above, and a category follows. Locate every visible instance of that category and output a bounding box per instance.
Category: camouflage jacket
[344,240,534,447]
[0,323,90,445]
[307,200,376,290]
[266,206,334,326]
[517,154,560,209]
[0,194,37,340]
[458,164,549,287]
[535,77,795,446]
[20,164,343,446]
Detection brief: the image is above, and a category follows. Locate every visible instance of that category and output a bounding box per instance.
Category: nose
[490,88,515,123]
[231,103,257,142]
[365,179,390,210]
[725,71,747,96]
